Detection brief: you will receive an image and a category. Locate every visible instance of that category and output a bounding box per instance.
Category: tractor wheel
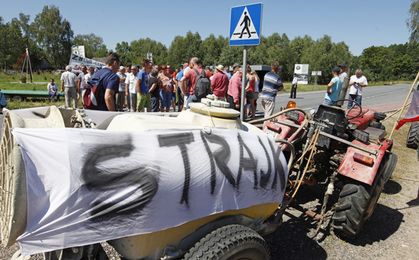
[183,224,270,260]
[406,122,419,149]
[332,153,397,237]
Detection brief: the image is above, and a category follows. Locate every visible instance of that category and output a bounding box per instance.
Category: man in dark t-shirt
[148,69,160,112]
[88,52,121,111]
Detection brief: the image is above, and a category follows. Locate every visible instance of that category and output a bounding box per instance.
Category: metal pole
[27,48,33,83]
[240,46,248,121]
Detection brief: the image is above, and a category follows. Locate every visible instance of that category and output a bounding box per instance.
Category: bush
[20,75,27,83]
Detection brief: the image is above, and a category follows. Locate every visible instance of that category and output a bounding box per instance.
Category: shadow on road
[265,202,404,258]
[265,214,327,259]
[339,204,404,246]
[406,188,419,207]
[383,179,402,195]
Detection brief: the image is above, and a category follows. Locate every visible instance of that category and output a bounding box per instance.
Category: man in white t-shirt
[290,74,298,99]
[60,65,78,109]
[125,66,138,112]
[348,69,368,108]
[116,66,126,111]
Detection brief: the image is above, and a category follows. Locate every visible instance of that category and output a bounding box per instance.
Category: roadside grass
[0,82,49,91]
[0,72,61,91]
[5,100,65,110]
[0,72,61,83]
[382,114,417,178]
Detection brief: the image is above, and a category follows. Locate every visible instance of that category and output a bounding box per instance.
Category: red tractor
[251,102,397,238]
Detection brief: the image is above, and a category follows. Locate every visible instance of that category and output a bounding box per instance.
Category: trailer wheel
[332,153,397,237]
[406,122,419,149]
[183,224,270,260]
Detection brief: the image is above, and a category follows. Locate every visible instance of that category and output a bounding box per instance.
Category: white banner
[294,64,310,85]
[71,45,85,58]
[12,128,288,255]
[69,53,105,68]
[294,64,309,75]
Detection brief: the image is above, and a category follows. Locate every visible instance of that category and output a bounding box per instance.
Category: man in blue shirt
[88,52,120,111]
[136,59,152,112]
[175,63,187,111]
[260,62,284,118]
[324,67,343,106]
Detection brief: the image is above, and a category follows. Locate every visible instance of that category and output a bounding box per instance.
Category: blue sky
[0,0,412,56]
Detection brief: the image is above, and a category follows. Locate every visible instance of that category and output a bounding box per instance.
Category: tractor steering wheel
[336,99,363,120]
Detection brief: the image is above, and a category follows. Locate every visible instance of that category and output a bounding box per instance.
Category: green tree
[15,13,46,70]
[359,42,418,81]
[12,13,31,39]
[115,41,132,66]
[73,33,108,58]
[167,31,202,66]
[201,34,227,66]
[129,38,168,65]
[407,0,419,42]
[31,5,73,68]
[0,17,26,70]
[359,46,393,81]
[300,35,352,83]
[218,45,242,67]
[249,36,269,65]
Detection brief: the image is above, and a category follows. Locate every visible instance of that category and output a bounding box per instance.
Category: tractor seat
[364,126,386,142]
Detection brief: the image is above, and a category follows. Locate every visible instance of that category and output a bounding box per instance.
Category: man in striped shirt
[260,62,284,118]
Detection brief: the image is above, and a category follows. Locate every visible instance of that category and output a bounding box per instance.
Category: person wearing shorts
[136,59,152,112]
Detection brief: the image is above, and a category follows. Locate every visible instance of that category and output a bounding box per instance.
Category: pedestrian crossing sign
[229,3,263,46]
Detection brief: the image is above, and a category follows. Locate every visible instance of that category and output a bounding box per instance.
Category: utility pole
[20,48,33,83]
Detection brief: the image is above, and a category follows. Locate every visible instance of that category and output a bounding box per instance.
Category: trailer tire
[406,122,419,149]
[183,224,270,260]
[332,153,397,237]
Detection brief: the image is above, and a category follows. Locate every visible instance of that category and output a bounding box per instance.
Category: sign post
[240,47,248,121]
[311,71,322,85]
[229,3,263,121]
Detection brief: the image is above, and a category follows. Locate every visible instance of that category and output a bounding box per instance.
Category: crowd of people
[57,52,368,118]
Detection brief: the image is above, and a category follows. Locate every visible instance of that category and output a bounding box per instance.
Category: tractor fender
[337,139,393,185]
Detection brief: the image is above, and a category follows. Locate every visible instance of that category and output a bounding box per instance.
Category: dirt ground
[1,115,418,260]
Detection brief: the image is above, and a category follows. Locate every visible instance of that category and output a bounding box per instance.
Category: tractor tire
[183,224,270,260]
[332,153,397,237]
[406,122,419,149]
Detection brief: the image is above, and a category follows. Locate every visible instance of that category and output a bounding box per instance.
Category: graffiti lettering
[81,137,159,221]
[258,136,272,188]
[200,131,217,194]
[237,133,258,189]
[158,132,194,205]
[201,132,236,189]
[82,130,285,214]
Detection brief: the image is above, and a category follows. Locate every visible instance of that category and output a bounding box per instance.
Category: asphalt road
[262,83,411,114]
